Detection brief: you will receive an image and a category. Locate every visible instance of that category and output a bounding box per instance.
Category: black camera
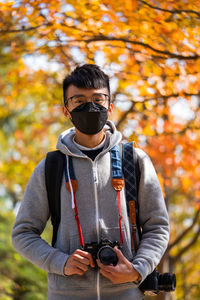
[83,239,120,266]
[139,269,176,295]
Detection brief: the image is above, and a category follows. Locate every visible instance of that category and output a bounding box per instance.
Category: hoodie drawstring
[65,156,84,248]
[64,147,124,248]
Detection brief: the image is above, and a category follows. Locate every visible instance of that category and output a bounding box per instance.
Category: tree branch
[124,92,200,103]
[0,22,52,34]
[168,210,200,251]
[114,92,200,127]
[6,189,20,209]
[170,225,200,265]
[140,0,200,18]
[116,102,136,130]
[2,21,199,61]
[81,36,200,60]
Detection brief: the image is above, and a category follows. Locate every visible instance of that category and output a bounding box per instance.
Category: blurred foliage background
[0,1,200,299]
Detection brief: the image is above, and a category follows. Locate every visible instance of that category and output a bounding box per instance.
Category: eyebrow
[71,93,106,98]
[70,94,85,98]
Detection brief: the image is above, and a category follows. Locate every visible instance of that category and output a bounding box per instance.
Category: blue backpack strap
[65,156,78,193]
[110,145,124,244]
[122,142,141,249]
[110,145,124,191]
[110,145,123,179]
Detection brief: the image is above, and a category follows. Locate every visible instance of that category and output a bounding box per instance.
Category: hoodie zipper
[93,164,100,243]
[92,162,101,300]
[67,151,118,300]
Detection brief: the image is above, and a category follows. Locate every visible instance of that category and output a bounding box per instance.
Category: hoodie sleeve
[12,158,69,275]
[131,148,170,282]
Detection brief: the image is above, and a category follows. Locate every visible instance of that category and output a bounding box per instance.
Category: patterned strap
[122,142,139,250]
[123,142,137,204]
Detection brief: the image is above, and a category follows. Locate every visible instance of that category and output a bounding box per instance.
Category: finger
[73,254,90,265]
[97,258,107,269]
[99,268,122,284]
[75,249,90,256]
[113,246,127,262]
[73,267,85,276]
[96,259,116,271]
[75,250,95,268]
[73,259,89,272]
[85,253,95,268]
[64,264,85,276]
[100,268,116,281]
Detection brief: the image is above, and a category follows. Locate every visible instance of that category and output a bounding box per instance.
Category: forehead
[66,84,109,97]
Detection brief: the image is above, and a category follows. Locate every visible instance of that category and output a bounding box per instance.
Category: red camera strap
[65,177,84,247]
[65,154,124,248]
[66,183,124,248]
[73,190,85,248]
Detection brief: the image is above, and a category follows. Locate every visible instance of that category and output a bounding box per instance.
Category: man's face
[63,84,113,118]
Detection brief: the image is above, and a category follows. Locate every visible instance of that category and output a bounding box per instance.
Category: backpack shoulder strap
[122,142,141,249]
[45,150,66,247]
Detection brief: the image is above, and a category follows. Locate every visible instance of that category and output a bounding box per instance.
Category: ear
[63,106,71,119]
[108,103,113,116]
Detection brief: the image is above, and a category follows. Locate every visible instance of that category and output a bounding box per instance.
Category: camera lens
[158,273,176,292]
[97,246,118,266]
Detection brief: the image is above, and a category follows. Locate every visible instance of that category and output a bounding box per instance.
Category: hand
[97,246,141,284]
[64,249,95,276]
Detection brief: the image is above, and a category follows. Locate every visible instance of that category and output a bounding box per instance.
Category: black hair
[63,64,110,106]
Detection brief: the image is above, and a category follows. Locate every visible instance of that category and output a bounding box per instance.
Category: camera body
[83,240,176,295]
[83,239,120,266]
[139,269,176,295]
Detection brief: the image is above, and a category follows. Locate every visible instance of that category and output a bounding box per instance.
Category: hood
[56,120,122,157]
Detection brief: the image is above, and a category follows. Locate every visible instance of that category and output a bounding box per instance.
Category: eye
[93,94,105,103]
[94,98,102,103]
[73,97,86,105]
[76,99,84,104]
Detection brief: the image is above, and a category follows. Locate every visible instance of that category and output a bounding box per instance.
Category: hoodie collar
[56,120,122,158]
[72,134,106,151]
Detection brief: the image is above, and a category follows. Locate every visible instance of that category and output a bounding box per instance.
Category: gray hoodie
[12,121,169,300]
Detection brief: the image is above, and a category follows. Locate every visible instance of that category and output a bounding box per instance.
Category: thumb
[114,246,126,262]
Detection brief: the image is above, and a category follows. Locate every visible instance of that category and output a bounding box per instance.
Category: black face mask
[70,102,108,135]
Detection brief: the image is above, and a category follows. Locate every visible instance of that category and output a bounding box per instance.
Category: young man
[12,64,170,300]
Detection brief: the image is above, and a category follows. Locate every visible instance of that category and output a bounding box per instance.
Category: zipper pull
[93,167,98,183]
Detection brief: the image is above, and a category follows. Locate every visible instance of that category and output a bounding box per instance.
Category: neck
[74,130,105,148]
